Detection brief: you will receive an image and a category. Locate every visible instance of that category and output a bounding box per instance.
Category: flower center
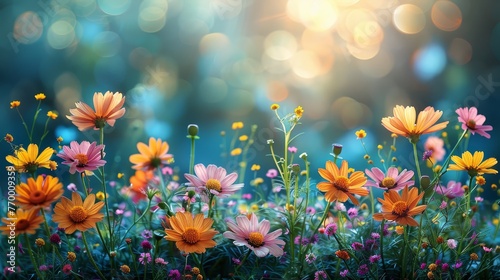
[16,219,30,231]
[182,227,200,244]
[247,232,264,247]
[74,154,89,166]
[333,176,349,191]
[69,206,88,223]
[206,179,222,192]
[150,157,162,168]
[466,119,476,129]
[94,118,106,129]
[381,177,396,189]
[392,201,408,216]
[25,163,38,174]
[29,190,47,204]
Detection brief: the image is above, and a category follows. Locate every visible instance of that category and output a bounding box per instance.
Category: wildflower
[266,169,278,178]
[381,105,448,143]
[232,258,241,265]
[347,207,358,218]
[0,208,43,236]
[184,164,244,198]
[39,265,49,271]
[442,263,449,271]
[223,213,285,257]
[357,264,369,276]
[424,136,446,161]
[314,270,327,280]
[434,181,465,199]
[230,148,242,156]
[377,144,383,150]
[155,257,168,265]
[483,246,492,253]
[439,201,447,209]
[232,122,244,130]
[270,104,279,110]
[475,197,484,203]
[332,143,343,156]
[4,133,14,143]
[141,240,152,251]
[50,233,61,245]
[15,175,63,210]
[139,252,151,264]
[67,91,126,131]
[351,242,363,250]
[62,264,72,275]
[436,236,444,244]
[192,267,200,274]
[470,253,479,261]
[339,270,349,278]
[57,141,106,174]
[47,111,58,119]
[35,238,45,247]
[141,229,153,239]
[164,212,217,254]
[452,261,463,269]
[305,253,317,264]
[125,170,156,203]
[52,192,105,234]
[317,160,368,205]
[371,232,380,239]
[365,167,414,192]
[448,151,498,176]
[456,107,493,138]
[288,146,297,153]
[129,137,173,170]
[294,106,304,118]
[492,183,498,190]
[420,263,427,270]
[427,272,434,279]
[67,252,76,262]
[395,226,404,234]
[120,265,130,273]
[242,193,252,200]
[447,239,458,249]
[369,255,381,263]
[169,269,181,280]
[6,144,54,173]
[373,186,427,226]
[476,176,486,186]
[10,100,21,108]
[335,250,350,260]
[324,223,337,236]
[96,191,106,201]
[251,164,260,171]
[355,129,366,139]
[306,207,316,215]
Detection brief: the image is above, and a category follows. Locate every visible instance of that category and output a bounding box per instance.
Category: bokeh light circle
[97,0,131,16]
[393,4,426,34]
[13,11,43,44]
[298,0,338,31]
[291,50,321,79]
[448,38,472,65]
[47,20,76,49]
[431,1,462,32]
[138,0,168,33]
[264,30,298,61]
[266,81,289,102]
[199,77,228,103]
[93,31,121,57]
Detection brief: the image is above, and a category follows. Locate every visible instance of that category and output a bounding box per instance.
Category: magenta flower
[266,169,278,178]
[184,164,243,198]
[364,167,414,191]
[223,213,285,257]
[456,107,493,138]
[57,141,106,174]
[434,181,464,199]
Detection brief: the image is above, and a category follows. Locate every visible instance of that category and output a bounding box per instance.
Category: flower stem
[40,208,64,262]
[235,249,252,275]
[411,142,422,188]
[189,136,196,175]
[119,197,152,245]
[99,128,115,271]
[401,225,409,279]
[24,233,45,280]
[82,231,107,280]
[380,219,387,273]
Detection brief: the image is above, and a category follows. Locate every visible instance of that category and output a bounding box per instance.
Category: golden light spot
[393,4,426,34]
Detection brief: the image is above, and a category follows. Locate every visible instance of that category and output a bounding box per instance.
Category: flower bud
[332,143,343,156]
[187,124,199,138]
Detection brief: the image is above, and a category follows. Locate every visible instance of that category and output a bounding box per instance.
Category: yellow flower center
[381,177,396,189]
[466,119,476,129]
[74,154,89,166]
[16,219,30,231]
[392,201,408,216]
[69,206,88,223]
[206,179,222,192]
[333,176,349,191]
[30,190,47,204]
[182,227,200,244]
[247,231,264,247]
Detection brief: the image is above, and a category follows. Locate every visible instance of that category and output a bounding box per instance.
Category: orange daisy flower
[129,137,173,170]
[373,186,427,226]
[448,151,497,177]
[164,212,218,254]
[125,169,156,203]
[381,105,448,143]
[67,91,126,131]
[5,144,55,173]
[317,160,368,205]
[1,208,44,236]
[52,192,105,234]
[16,175,64,210]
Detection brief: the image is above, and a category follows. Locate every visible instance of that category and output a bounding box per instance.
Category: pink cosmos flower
[57,141,106,174]
[424,136,446,161]
[223,213,285,257]
[456,107,493,138]
[364,167,414,191]
[184,164,243,198]
[434,181,464,199]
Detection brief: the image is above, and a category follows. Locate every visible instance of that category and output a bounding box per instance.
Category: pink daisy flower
[184,164,243,198]
[223,213,285,257]
[434,181,464,199]
[456,107,493,138]
[364,167,414,191]
[424,136,446,161]
[57,141,106,174]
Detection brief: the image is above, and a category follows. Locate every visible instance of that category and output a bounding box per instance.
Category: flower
[355,129,367,139]
[231,122,244,130]
[270,104,279,110]
[10,100,21,108]
[230,148,242,156]
[120,265,130,273]
[52,192,105,234]
[381,105,448,142]
[305,253,317,264]
[6,144,54,173]
[434,181,464,199]
[34,93,46,100]
[15,175,64,210]
[164,212,218,254]
[223,213,285,257]
[373,186,427,226]
[448,151,498,177]
[67,91,126,131]
[365,167,414,192]
[125,170,156,203]
[129,137,173,170]
[324,222,338,236]
[47,111,58,119]
[139,252,151,264]
[1,208,43,236]
[67,252,76,262]
[57,141,106,174]
[4,133,14,143]
[266,169,278,178]
[447,239,457,249]
[424,136,446,161]
[184,164,244,198]
[317,160,368,205]
[456,107,493,138]
[62,264,72,275]
[294,106,304,118]
[35,238,45,247]
[335,250,350,260]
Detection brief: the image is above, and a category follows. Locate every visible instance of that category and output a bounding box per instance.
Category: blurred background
[1,0,499,198]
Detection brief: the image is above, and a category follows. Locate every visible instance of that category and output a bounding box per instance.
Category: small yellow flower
[491,184,498,190]
[285,204,294,211]
[360,203,368,210]
[47,111,58,119]
[363,154,370,160]
[395,226,404,235]
[251,164,260,171]
[252,177,264,186]
[10,101,21,109]
[270,104,279,110]
[231,122,244,130]
[239,135,248,141]
[391,133,398,138]
[368,160,373,164]
[450,201,456,207]
[433,165,442,173]
[49,161,58,171]
[196,275,203,280]
[251,204,259,211]
[493,218,499,225]
[470,253,479,261]
[56,136,63,143]
[35,238,45,247]
[96,191,106,200]
[67,252,77,262]
[428,263,437,271]
[4,134,14,143]
[192,267,200,275]
[117,173,124,179]
[230,148,242,156]
[427,271,434,279]
[441,132,448,138]
[294,106,304,118]
[120,265,130,274]
[355,129,366,139]
[476,176,486,186]
[377,145,383,150]
[35,93,46,100]
[392,157,397,162]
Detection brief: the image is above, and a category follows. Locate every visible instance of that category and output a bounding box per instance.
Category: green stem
[189,136,196,175]
[16,108,32,142]
[380,219,387,273]
[38,116,51,147]
[82,231,106,280]
[30,102,42,140]
[128,243,140,278]
[411,142,422,188]
[119,198,152,246]
[24,233,45,280]
[235,249,252,275]
[402,225,409,279]
[40,208,64,262]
